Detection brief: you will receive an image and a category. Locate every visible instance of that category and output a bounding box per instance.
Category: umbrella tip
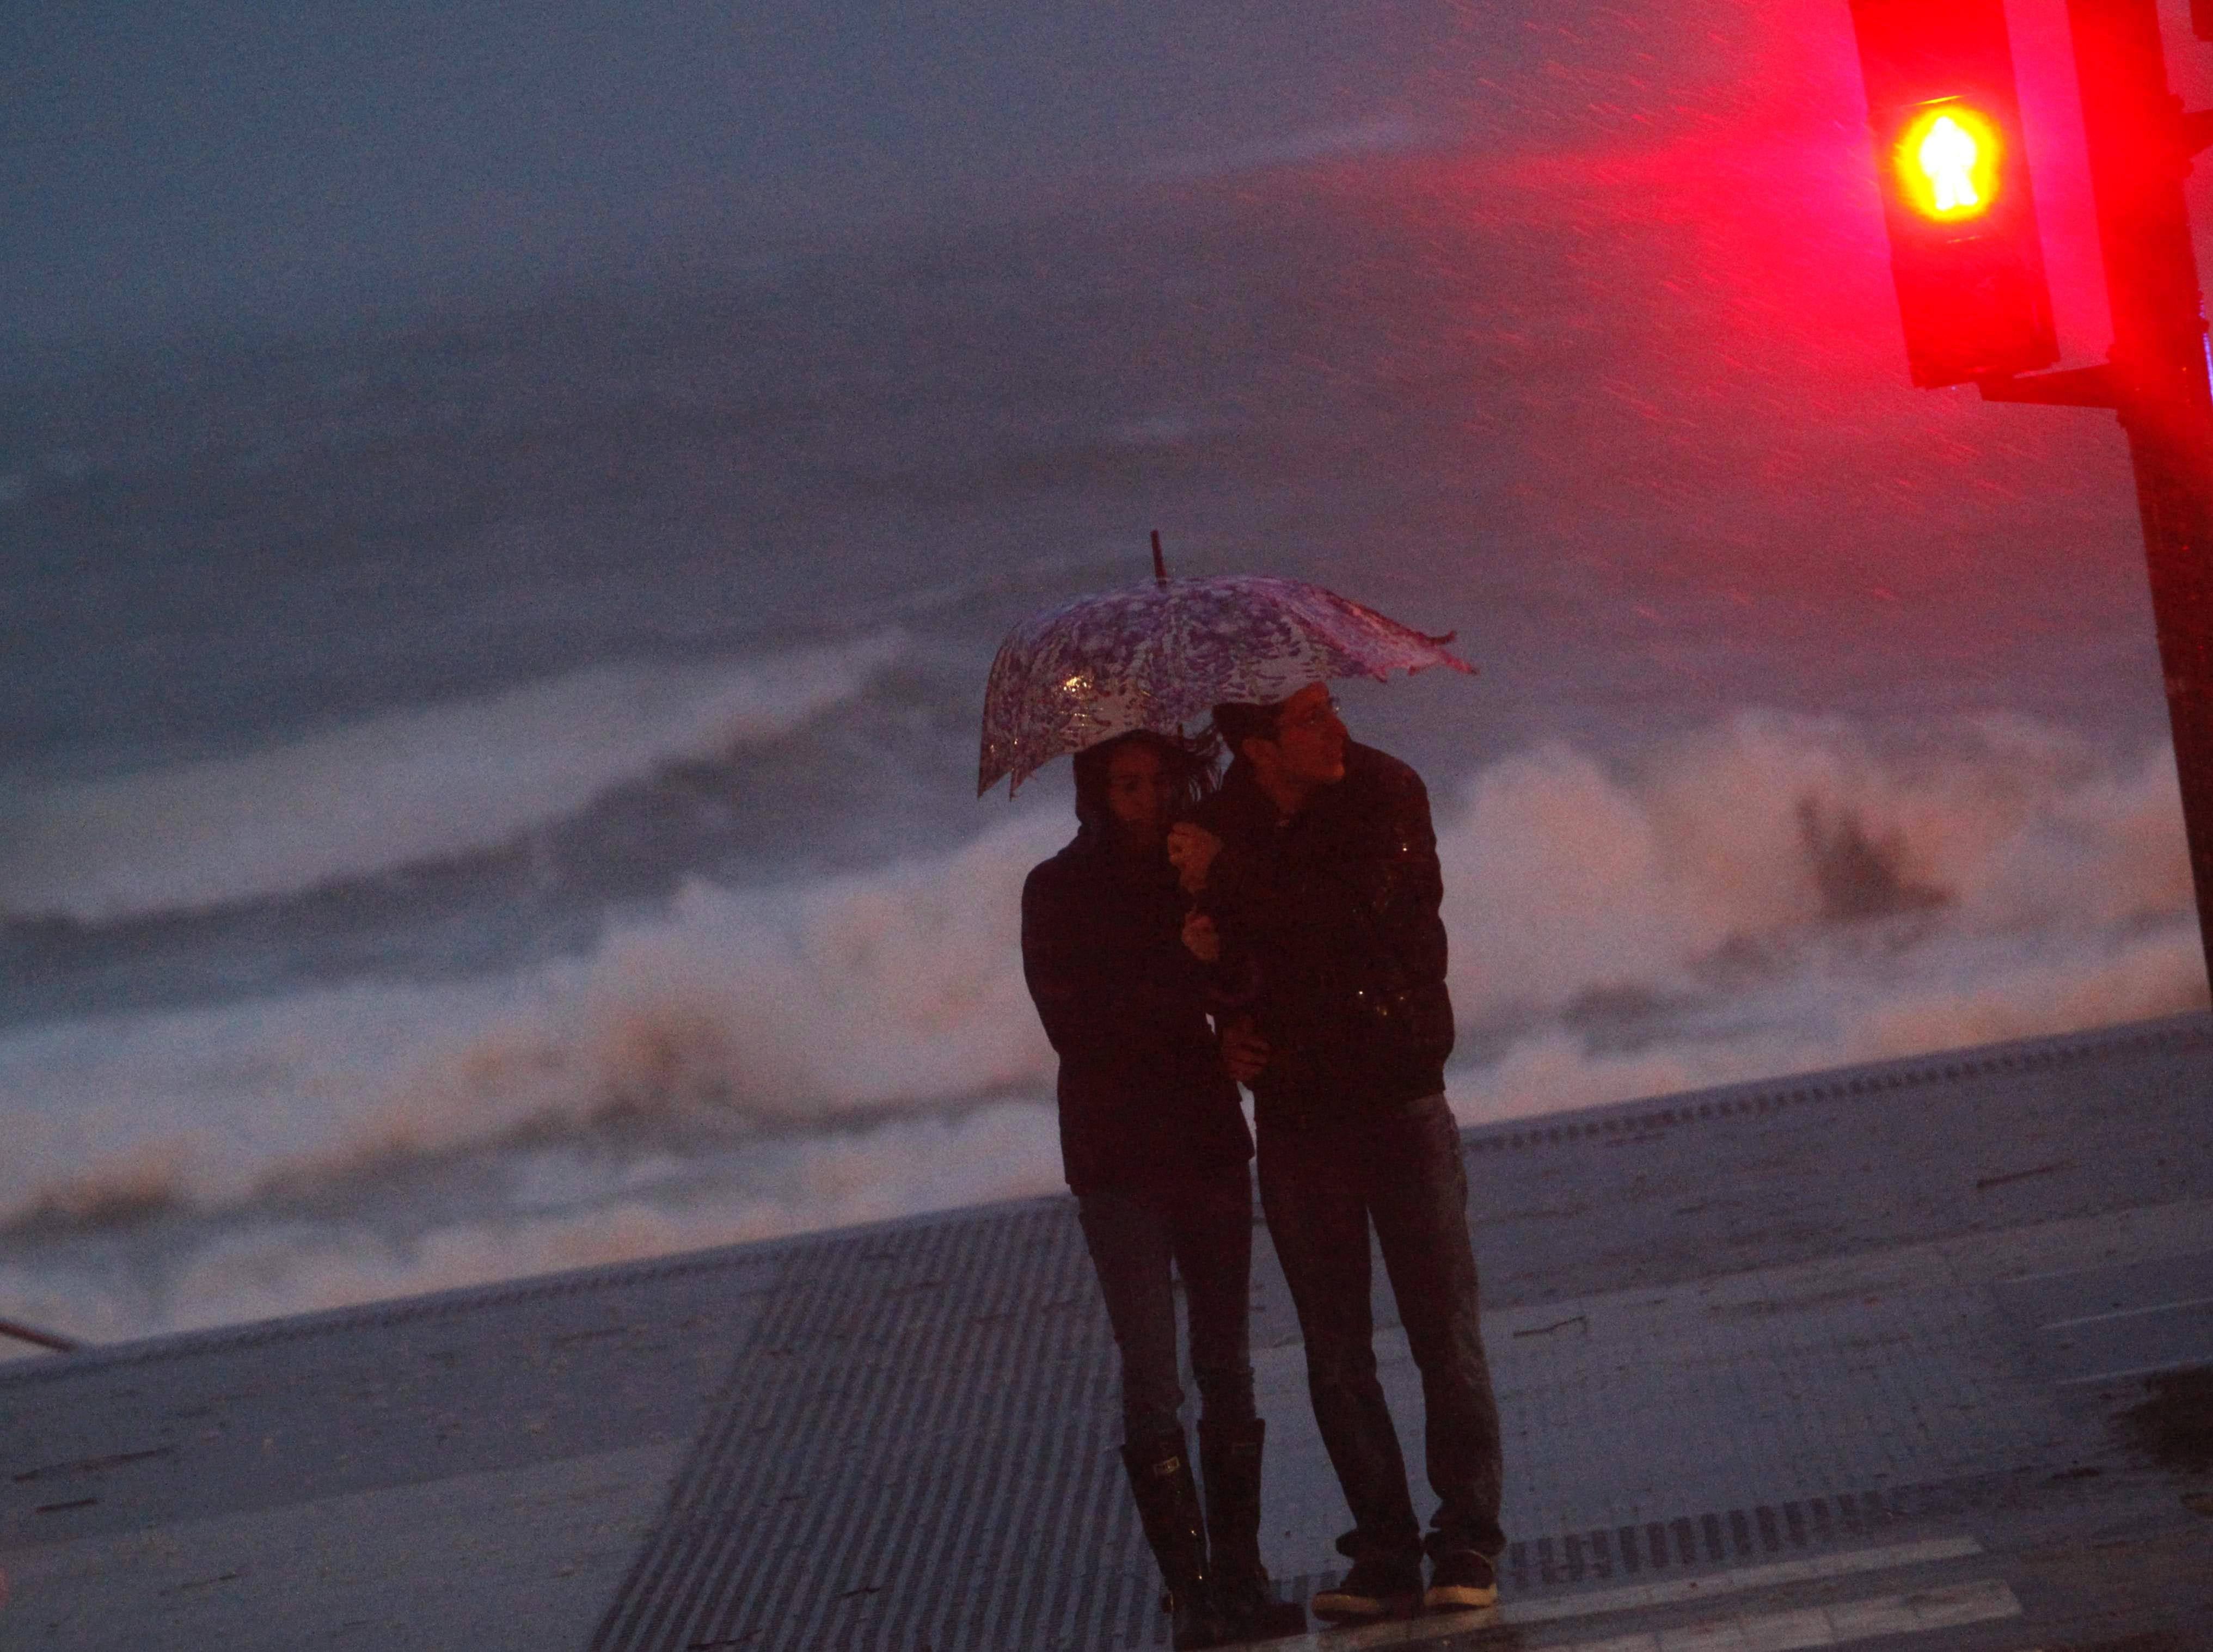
[1150,529,1167,588]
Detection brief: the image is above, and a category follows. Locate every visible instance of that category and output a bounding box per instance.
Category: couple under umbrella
[979,552,1508,1647]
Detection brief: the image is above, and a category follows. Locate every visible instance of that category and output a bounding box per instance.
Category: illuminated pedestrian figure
[1918,114,1982,212]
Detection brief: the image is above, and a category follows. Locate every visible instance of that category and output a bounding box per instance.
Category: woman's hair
[1071,729,1220,839]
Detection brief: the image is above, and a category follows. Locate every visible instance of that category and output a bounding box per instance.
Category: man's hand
[1219,1017,1269,1084]
[1166,822,1222,894]
[1181,911,1221,963]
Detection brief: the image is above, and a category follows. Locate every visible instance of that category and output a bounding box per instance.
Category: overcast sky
[3,1,1534,360]
[11,0,2210,369]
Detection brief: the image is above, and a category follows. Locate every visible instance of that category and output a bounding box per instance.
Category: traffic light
[1849,0,2059,388]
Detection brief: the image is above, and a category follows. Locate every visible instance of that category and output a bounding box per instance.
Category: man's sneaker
[1424,1550,1498,1611]
[1309,1555,1423,1622]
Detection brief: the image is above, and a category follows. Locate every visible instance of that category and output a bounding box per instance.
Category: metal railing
[0,1315,80,1354]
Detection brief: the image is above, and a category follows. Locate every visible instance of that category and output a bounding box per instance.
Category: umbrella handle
[1151,529,1167,588]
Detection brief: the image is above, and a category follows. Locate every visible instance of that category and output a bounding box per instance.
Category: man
[1168,682,1505,1622]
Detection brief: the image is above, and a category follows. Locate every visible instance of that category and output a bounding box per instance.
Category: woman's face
[1105,742,1175,844]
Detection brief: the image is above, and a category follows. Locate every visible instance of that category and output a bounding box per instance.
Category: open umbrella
[978,541,1473,795]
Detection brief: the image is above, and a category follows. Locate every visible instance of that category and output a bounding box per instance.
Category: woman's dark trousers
[1077,1165,1258,1444]
[1256,1092,1505,1567]
[1080,1165,1262,1647]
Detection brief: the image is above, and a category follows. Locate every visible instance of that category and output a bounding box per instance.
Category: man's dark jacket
[1021,828,1253,1193]
[1193,741,1454,1128]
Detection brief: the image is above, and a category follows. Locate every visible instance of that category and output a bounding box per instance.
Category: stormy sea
[4,143,2205,1354]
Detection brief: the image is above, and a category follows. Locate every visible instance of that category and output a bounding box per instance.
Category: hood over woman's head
[1070,729,1220,844]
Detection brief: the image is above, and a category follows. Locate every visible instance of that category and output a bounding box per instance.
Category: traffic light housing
[1850,0,2059,388]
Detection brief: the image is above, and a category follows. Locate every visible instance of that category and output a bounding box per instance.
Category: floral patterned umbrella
[978,567,1473,795]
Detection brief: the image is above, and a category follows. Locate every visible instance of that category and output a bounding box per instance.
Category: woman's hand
[1181,911,1222,962]
[1166,822,1222,893]
[1219,1017,1269,1083]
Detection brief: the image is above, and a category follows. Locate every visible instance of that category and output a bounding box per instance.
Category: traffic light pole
[1983,0,2213,989]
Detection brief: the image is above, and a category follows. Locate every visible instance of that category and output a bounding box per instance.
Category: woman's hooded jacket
[1019,751,1252,1194]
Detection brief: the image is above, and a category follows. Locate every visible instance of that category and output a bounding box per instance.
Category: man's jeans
[1258,1092,1505,1563]
[1077,1166,1258,1446]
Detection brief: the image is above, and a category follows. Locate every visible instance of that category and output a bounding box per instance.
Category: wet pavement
[4,1011,2209,1650]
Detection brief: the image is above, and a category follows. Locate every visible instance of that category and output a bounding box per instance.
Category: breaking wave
[0,634,906,923]
[1440,710,2196,1028]
[1,807,1067,1230]
[4,709,2199,1258]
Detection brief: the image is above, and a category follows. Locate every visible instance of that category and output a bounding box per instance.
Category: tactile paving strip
[589,1200,1149,1652]
[1502,1483,1943,1593]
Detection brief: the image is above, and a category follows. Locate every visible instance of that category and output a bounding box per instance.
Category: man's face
[1259,683,1347,789]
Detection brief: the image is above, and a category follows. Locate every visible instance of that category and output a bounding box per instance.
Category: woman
[1020,730,1304,1649]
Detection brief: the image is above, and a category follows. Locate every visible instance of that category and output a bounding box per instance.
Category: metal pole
[2068,0,2213,989]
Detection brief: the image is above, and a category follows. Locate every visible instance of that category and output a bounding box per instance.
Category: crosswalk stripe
[1502,1534,1985,1624]
[1272,1536,1995,1651]
[1523,1577,2021,1650]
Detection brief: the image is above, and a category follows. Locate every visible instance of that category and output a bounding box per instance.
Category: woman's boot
[1121,1431,1227,1651]
[1198,1417,1309,1641]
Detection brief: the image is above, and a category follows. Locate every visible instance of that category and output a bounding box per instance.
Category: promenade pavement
[4,1011,2209,1651]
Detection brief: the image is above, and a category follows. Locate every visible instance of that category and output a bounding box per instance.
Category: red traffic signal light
[1850,0,2059,388]
[1896,105,2003,220]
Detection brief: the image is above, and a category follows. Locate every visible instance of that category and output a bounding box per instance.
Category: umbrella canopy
[978,573,1473,795]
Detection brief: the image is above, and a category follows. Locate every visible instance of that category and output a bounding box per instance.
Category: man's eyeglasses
[1277,696,1342,734]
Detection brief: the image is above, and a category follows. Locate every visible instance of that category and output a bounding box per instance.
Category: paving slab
[4,1011,2209,1651]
